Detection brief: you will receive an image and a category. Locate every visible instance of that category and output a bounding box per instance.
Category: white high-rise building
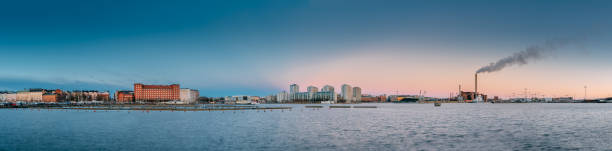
[353,87,362,103]
[341,84,353,103]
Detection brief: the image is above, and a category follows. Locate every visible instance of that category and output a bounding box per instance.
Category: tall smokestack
[475,74,478,96]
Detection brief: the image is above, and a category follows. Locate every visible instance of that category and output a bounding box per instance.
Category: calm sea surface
[1,103,611,151]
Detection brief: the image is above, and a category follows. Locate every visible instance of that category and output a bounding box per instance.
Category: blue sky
[1,0,612,98]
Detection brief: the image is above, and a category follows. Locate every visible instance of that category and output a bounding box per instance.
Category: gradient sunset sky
[1,0,612,98]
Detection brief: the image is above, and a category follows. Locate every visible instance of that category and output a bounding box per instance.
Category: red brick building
[41,89,66,103]
[134,83,180,102]
[42,94,58,103]
[115,91,134,103]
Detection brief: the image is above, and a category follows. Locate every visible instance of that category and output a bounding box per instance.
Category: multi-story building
[286,84,337,103]
[353,87,362,103]
[341,84,353,103]
[321,85,334,93]
[0,92,17,103]
[17,89,45,102]
[307,86,318,93]
[67,90,109,102]
[98,91,110,102]
[321,85,337,103]
[42,93,59,103]
[290,84,299,94]
[134,83,180,102]
[115,91,134,103]
[180,88,200,104]
[276,91,289,103]
[361,94,386,102]
[265,95,276,103]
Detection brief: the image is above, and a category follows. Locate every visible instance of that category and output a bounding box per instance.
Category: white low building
[0,92,17,103]
[180,88,199,104]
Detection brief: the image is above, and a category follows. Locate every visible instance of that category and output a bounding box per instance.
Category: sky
[1,0,612,98]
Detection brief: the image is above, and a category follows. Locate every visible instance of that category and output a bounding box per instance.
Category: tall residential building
[290,84,299,94]
[134,83,180,102]
[321,85,337,102]
[341,84,353,103]
[353,87,362,103]
[321,85,334,93]
[307,86,318,100]
[307,86,319,93]
[180,88,200,104]
[289,84,300,101]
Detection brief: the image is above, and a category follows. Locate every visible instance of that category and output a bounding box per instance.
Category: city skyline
[2,0,612,98]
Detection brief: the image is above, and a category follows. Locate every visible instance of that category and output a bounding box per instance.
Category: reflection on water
[1,103,611,150]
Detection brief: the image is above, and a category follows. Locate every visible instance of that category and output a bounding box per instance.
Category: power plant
[457,73,487,103]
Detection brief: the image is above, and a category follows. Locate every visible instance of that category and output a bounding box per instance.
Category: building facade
[17,89,45,102]
[180,88,200,104]
[115,91,134,103]
[134,83,180,102]
[352,87,362,103]
[276,91,289,103]
[290,84,299,94]
[0,92,17,103]
[42,94,59,103]
[341,84,353,103]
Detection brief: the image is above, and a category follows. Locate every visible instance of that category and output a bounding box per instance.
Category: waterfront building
[227,95,253,104]
[322,85,334,93]
[321,85,337,103]
[289,84,300,101]
[276,91,289,103]
[341,84,353,103]
[307,86,319,93]
[42,94,59,103]
[115,91,134,103]
[98,91,110,102]
[310,91,335,102]
[67,90,110,102]
[353,87,362,103]
[290,84,299,94]
[265,95,276,103]
[307,86,318,100]
[134,83,180,102]
[0,92,17,103]
[17,89,45,102]
[292,92,310,102]
[180,88,200,104]
[458,91,487,103]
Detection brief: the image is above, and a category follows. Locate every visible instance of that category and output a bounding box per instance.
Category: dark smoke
[476,39,574,74]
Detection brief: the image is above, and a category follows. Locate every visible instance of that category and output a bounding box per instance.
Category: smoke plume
[476,39,574,74]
